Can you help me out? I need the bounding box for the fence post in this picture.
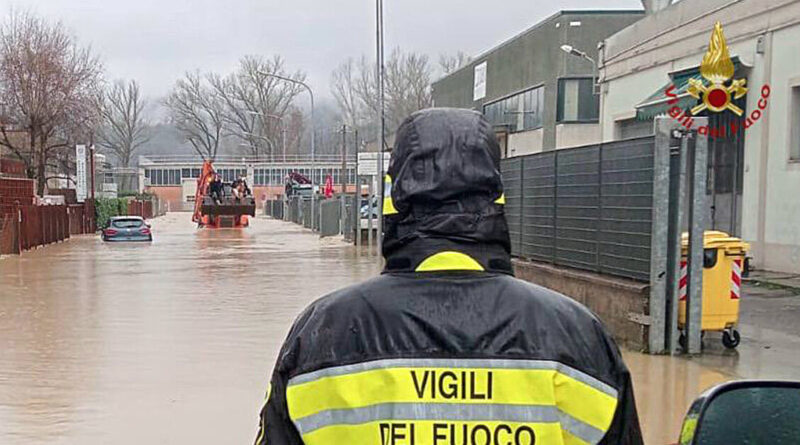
[649,117,674,354]
[15,203,22,254]
[666,133,690,354]
[685,117,709,354]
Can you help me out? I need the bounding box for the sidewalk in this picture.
[744,269,800,294]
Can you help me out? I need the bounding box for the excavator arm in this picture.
[192,161,216,223]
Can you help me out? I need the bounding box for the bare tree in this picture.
[330,49,434,137]
[165,72,225,161]
[210,55,306,158]
[385,49,433,127]
[439,51,472,75]
[330,58,363,129]
[0,11,103,194]
[98,79,150,167]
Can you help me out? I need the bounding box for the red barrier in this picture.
[0,201,96,255]
[126,200,154,219]
[0,213,19,255]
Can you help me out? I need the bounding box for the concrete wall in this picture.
[432,10,644,151]
[507,129,544,157]
[599,0,800,273]
[555,123,602,149]
[753,25,800,272]
[514,259,650,351]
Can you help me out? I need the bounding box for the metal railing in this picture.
[139,154,357,165]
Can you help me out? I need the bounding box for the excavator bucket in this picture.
[201,197,256,216]
[192,160,255,228]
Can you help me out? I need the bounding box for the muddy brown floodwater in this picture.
[0,214,796,444]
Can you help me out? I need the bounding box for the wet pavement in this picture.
[1,214,799,444]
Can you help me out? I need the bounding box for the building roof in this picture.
[432,9,645,85]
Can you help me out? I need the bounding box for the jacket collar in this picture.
[382,236,514,275]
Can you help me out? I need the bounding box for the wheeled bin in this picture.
[678,231,749,349]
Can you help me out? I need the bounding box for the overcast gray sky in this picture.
[2,0,641,101]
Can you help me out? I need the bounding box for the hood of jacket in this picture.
[382,108,512,274]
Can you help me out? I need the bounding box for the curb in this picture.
[744,277,800,294]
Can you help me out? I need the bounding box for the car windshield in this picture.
[112,219,144,229]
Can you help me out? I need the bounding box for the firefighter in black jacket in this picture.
[255,108,643,445]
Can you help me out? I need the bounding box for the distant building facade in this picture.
[138,155,357,211]
[432,10,645,157]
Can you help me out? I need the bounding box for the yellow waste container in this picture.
[678,231,749,349]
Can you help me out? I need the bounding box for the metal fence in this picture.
[265,195,358,241]
[320,200,341,237]
[501,136,655,282]
[343,195,357,243]
[263,200,285,220]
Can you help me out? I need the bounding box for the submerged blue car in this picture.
[102,216,152,242]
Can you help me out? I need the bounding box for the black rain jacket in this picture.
[255,108,643,445]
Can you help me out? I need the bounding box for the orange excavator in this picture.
[192,161,256,228]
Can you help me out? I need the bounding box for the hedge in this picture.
[94,198,130,229]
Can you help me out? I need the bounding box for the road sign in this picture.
[76,145,87,202]
[357,152,391,176]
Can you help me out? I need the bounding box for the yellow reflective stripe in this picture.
[554,372,617,435]
[495,193,506,205]
[383,175,398,215]
[415,251,485,272]
[300,420,564,445]
[287,367,616,435]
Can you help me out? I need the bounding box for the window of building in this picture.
[482,85,544,133]
[181,167,202,179]
[145,168,182,186]
[557,78,599,122]
[254,168,266,186]
[791,85,800,161]
[216,168,247,182]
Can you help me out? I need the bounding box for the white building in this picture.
[599,0,800,273]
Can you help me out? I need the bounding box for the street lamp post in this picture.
[258,72,316,231]
[560,44,599,95]
[243,132,277,157]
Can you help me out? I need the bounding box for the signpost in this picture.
[76,145,87,202]
[358,152,390,251]
[357,152,390,176]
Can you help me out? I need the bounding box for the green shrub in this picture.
[94,197,128,229]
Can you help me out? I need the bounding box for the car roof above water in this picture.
[110,216,145,221]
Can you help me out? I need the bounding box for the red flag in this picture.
[324,175,334,198]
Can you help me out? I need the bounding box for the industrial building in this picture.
[431,10,645,157]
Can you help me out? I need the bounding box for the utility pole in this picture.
[354,129,360,248]
[340,124,348,235]
[376,0,386,255]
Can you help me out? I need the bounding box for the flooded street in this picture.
[1,214,798,444]
[0,214,379,445]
